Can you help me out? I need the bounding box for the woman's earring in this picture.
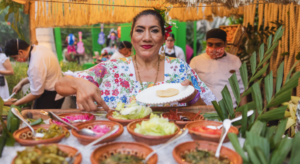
[160,46,165,56]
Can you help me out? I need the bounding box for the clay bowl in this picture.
[91,142,158,164]
[185,120,239,143]
[127,119,180,145]
[13,124,69,146]
[173,140,242,164]
[162,111,204,129]
[71,120,124,145]
[11,144,82,164]
[106,110,150,126]
[4,98,17,106]
[49,112,95,130]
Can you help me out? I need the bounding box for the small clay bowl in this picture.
[71,120,124,145]
[173,140,242,164]
[127,120,180,145]
[49,112,95,130]
[13,124,68,146]
[11,144,82,164]
[162,111,204,129]
[106,110,150,126]
[185,120,239,143]
[91,142,158,164]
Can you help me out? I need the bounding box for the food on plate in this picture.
[181,148,231,164]
[14,145,69,164]
[191,126,235,135]
[34,124,69,139]
[156,88,179,97]
[27,118,45,126]
[52,113,95,125]
[163,109,204,121]
[112,101,152,120]
[100,154,143,164]
[134,113,177,136]
[90,125,111,136]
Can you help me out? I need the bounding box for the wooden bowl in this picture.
[49,112,95,130]
[106,110,150,126]
[185,120,239,143]
[173,140,242,164]
[91,142,158,164]
[162,111,204,128]
[13,124,68,146]
[71,120,124,145]
[11,144,82,164]
[127,120,180,145]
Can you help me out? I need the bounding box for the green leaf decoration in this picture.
[245,144,261,164]
[221,86,235,118]
[219,99,228,119]
[258,41,278,68]
[267,35,272,49]
[259,43,265,62]
[236,101,256,112]
[249,120,266,136]
[229,73,241,103]
[276,62,284,94]
[280,52,289,56]
[242,88,252,97]
[241,107,248,137]
[258,106,287,122]
[285,60,299,83]
[250,51,257,75]
[212,101,224,121]
[255,147,268,164]
[265,126,277,140]
[239,62,248,89]
[246,132,270,159]
[250,63,269,83]
[264,71,273,103]
[290,133,300,164]
[228,133,249,162]
[270,137,292,164]
[273,119,288,147]
[295,52,300,60]
[267,89,292,108]
[252,82,263,114]
[273,26,283,43]
[277,71,300,96]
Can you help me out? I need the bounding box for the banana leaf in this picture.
[239,62,248,89]
[250,51,257,75]
[267,35,272,49]
[249,63,269,83]
[254,147,268,164]
[228,133,249,162]
[221,86,235,118]
[290,133,300,164]
[252,82,263,114]
[236,101,256,112]
[259,43,264,62]
[267,89,292,108]
[272,119,288,147]
[229,73,240,103]
[264,71,273,103]
[270,137,292,164]
[212,101,224,121]
[276,62,284,94]
[257,106,286,122]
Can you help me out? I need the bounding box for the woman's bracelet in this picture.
[188,90,200,106]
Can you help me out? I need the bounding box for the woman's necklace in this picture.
[134,55,160,90]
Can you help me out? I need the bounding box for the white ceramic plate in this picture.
[136,83,195,105]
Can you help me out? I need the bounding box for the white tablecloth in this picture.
[1,120,245,164]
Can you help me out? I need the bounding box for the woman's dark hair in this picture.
[4,39,30,56]
[130,9,165,37]
[118,41,132,49]
[168,33,175,40]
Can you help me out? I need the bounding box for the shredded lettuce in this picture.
[112,101,152,120]
[134,113,177,136]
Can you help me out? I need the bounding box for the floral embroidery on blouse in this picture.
[75,56,216,108]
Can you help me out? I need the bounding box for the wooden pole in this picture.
[29,1,38,45]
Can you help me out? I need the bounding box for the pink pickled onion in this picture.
[52,114,95,125]
[91,125,111,136]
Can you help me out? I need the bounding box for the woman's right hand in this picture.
[12,84,22,93]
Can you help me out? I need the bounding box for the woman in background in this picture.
[159,33,186,61]
[110,41,132,60]
[0,46,14,99]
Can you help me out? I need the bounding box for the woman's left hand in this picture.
[179,79,198,103]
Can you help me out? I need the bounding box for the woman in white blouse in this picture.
[159,33,186,61]
[4,39,64,109]
[0,47,14,99]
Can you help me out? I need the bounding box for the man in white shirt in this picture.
[190,29,246,108]
[5,39,64,109]
[110,41,132,60]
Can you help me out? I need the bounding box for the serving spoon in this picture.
[142,129,189,164]
[3,92,15,102]
[66,125,120,164]
[215,119,231,158]
[207,110,254,130]
[41,110,97,136]
[11,108,45,138]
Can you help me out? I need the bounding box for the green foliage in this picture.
[59,61,84,72]
[186,22,206,54]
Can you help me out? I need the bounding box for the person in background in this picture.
[185,44,194,64]
[189,29,246,108]
[110,41,132,60]
[159,33,186,61]
[4,39,64,109]
[0,46,14,99]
